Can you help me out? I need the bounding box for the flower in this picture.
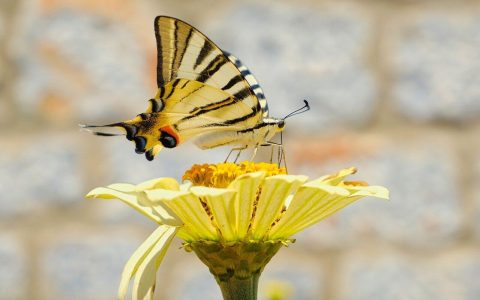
[182,162,287,188]
[86,162,388,300]
[263,280,294,300]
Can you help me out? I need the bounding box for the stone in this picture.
[339,248,480,300]
[90,198,155,227]
[391,12,480,122]
[210,3,377,130]
[40,230,141,299]
[0,235,28,300]
[0,134,83,216]
[259,250,325,300]
[290,134,462,249]
[0,6,5,41]
[11,8,152,123]
[0,12,6,124]
[0,72,7,126]
[165,252,221,300]
[474,152,480,241]
[442,249,480,300]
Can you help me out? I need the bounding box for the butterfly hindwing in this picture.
[160,79,259,137]
[111,79,256,158]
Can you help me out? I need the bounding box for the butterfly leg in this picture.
[249,145,259,161]
[280,146,287,171]
[234,146,249,163]
[225,147,247,163]
[224,148,235,162]
[261,142,288,171]
[234,150,242,163]
[269,145,274,163]
[259,143,277,163]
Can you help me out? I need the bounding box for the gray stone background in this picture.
[0,0,479,299]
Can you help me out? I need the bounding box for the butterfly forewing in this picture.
[155,16,264,118]
[223,52,269,118]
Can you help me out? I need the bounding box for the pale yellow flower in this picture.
[86,163,388,300]
[264,280,294,300]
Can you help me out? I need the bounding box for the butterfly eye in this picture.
[278,120,285,129]
[160,131,177,148]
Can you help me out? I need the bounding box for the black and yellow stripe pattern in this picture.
[83,16,285,161]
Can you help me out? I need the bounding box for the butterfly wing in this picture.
[222,51,269,118]
[154,16,266,119]
[105,79,254,158]
[156,79,258,139]
[83,17,273,161]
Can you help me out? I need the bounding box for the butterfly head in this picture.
[275,119,286,132]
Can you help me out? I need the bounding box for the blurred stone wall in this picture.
[1,0,479,299]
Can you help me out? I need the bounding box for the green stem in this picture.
[217,272,260,300]
[185,241,284,300]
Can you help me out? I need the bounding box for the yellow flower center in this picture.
[182,161,287,188]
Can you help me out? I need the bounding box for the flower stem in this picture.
[185,241,284,300]
[217,272,260,300]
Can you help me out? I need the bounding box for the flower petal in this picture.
[118,225,177,300]
[86,187,162,224]
[176,228,196,241]
[107,183,136,193]
[268,182,350,239]
[343,184,390,199]
[152,190,218,241]
[132,225,177,300]
[191,186,237,241]
[136,177,180,192]
[269,181,387,239]
[139,190,184,227]
[227,172,266,239]
[179,181,192,191]
[319,167,357,185]
[250,175,308,240]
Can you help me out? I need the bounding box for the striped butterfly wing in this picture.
[156,79,256,137]
[222,51,269,118]
[154,16,266,123]
[117,78,255,159]
[83,16,273,161]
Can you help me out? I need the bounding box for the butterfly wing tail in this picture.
[79,122,138,140]
[80,117,165,158]
[145,144,163,161]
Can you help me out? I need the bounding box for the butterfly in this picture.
[81,16,309,161]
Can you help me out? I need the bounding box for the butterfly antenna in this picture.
[278,132,283,166]
[282,100,310,120]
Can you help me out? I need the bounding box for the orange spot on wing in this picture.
[160,125,180,144]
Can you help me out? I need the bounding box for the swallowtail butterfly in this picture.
[82,16,309,161]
